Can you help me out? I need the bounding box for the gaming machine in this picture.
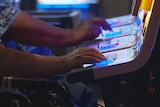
[67,0,160,106]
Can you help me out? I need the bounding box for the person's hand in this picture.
[59,47,106,72]
[73,17,112,44]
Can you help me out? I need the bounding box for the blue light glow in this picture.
[94,59,115,67]
[105,31,121,38]
[100,44,117,51]
[37,4,90,9]
[109,22,119,26]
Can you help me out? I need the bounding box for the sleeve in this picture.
[0,0,20,38]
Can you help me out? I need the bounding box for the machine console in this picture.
[67,0,160,82]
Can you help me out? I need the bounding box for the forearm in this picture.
[3,11,76,47]
[0,46,68,78]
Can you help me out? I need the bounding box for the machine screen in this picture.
[81,0,154,68]
[36,0,98,9]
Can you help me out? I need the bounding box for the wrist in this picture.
[59,55,73,73]
[61,29,76,46]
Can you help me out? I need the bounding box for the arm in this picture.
[0,10,110,78]
[0,46,106,78]
[0,45,65,77]
[3,11,75,47]
[3,11,112,47]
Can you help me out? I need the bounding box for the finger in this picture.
[82,56,103,64]
[91,18,112,31]
[81,48,106,60]
[91,25,102,38]
[82,52,105,60]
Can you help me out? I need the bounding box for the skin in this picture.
[0,11,112,78]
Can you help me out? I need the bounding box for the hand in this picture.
[73,17,112,44]
[60,47,106,71]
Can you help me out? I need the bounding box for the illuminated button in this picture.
[94,59,115,67]
[100,44,118,51]
[135,18,141,26]
[105,31,121,38]
[109,21,119,26]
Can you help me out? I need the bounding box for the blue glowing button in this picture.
[105,31,121,38]
[109,21,119,26]
[94,59,115,67]
[100,44,118,51]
